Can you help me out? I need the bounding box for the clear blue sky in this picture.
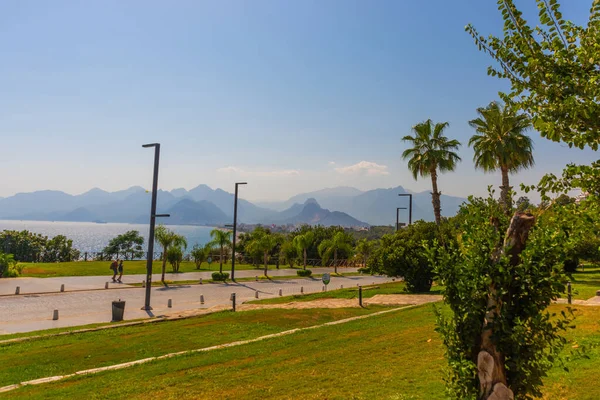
[0,0,596,201]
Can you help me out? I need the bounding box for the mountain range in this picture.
[0,185,467,227]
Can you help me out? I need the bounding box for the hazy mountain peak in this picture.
[304,198,319,205]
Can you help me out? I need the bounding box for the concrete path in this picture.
[0,274,391,334]
[0,267,357,296]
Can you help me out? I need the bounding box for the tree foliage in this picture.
[466,0,600,150]
[102,230,145,260]
[155,225,187,282]
[402,120,461,223]
[208,229,232,274]
[0,230,79,262]
[0,253,22,278]
[318,232,353,273]
[468,101,534,211]
[190,243,211,269]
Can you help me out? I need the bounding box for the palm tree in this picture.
[155,225,188,283]
[208,229,232,274]
[468,101,534,212]
[318,232,353,274]
[355,239,375,267]
[292,232,314,270]
[402,119,462,224]
[249,233,277,277]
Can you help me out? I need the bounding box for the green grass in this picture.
[0,307,386,388]
[127,272,362,287]
[248,281,442,304]
[18,260,309,278]
[569,265,600,300]
[3,304,600,399]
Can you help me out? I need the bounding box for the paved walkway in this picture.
[0,267,357,296]
[0,274,391,334]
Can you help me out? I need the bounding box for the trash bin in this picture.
[112,300,126,322]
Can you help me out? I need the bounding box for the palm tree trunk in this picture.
[264,251,268,277]
[161,245,168,283]
[219,246,223,274]
[500,166,511,214]
[303,248,307,270]
[334,249,338,274]
[430,169,442,224]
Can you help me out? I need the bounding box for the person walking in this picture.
[117,260,124,283]
[110,259,119,282]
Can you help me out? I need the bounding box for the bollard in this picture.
[359,286,363,307]
[168,299,172,308]
[230,293,234,301]
[255,291,259,299]
[255,276,258,282]
[52,310,59,320]
[60,284,65,292]
[15,286,20,295]
[199,278,203,285]
[301,286,304,294]
[232,293,236,312]
[340,284,343,289]
[568,281,572,304]
[392,278,396,282]
[142,280,146,288]
[105,282,109,289]
[279,289,282,296]
[200,294,205,305]
[322,286,325,292]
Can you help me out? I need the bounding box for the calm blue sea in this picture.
[0,220,214,253]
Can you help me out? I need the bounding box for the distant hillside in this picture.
[133,199,229,225]
[276,199,368,227]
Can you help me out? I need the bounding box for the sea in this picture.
[0,220,214,253]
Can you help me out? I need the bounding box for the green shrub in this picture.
[211,272,229,281]
[296,269,312,277]
[0,253,21,278]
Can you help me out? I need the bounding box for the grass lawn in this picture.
[248,281,442,304]
[128,272,362,287]
[2,303,599,399]
[569,265,600,300]
[18,260,309,278]
[0,307,386,388]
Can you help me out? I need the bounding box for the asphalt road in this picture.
[0,274,393,334]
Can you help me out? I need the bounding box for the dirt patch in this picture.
[237,294,442,311]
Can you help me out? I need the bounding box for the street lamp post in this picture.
[398,193,413,225]
[141,143,170,311]
[396,207,407,231]
[231,182,247,281]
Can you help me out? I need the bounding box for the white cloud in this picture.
[216,166,300,177]
[328,161,336,165]
[335,161,390,176]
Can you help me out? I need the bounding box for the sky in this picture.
[0,0,597,202]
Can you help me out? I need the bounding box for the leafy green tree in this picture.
[468,101,534,211]
[248,232,277,276]
[402,120,462,223]
[0,253,21,278]
[279,240,298,268]
[166,246,184,273]
[208,229,232,274]
[102,231,145,260]
[155,225,188,283]
[190,243,211,269]
[0,230,47,262]
[354,238,375,267]
[318,232,353,274]
[292,232,314,270]
[515,196,532,212]
[42,235,80,262]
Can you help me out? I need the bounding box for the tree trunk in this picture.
[430,169,442,224]
[303,248,307,270]
[500,166,512,214]
[478,212,535,400]
[264,251,268,277]
[219,246,223,274]
[161,245,167,283]
[334,249,338,274]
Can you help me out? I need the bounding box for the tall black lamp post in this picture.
[141,143,170,311]
[231,182,247,281]
[398,193,413,225]
[396,207,407,231]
